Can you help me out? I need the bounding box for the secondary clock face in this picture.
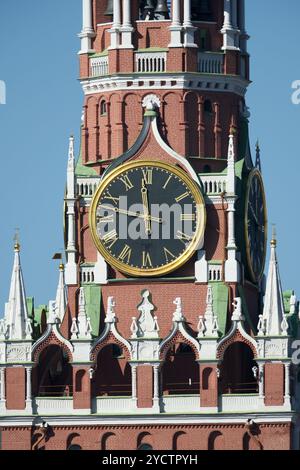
[89,161,206,277]
[245,169,267,283]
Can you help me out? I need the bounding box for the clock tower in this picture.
[0,0,299,451]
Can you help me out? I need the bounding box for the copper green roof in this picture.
[211,282,229,336]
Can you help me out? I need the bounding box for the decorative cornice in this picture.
[80,73,249,98]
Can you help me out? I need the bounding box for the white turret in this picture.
[4,242,32,340]
[55,263,67,321]
[262,231,288,336]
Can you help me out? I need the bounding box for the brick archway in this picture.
[90,332,131,363]
[217,330,258,361]
[32,331,73,364]
[159,331,200,362]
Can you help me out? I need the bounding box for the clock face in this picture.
[245,169,267,283]
[89,161,206,277]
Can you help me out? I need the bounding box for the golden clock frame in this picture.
[244,168,268,284]
[89,160,206,277]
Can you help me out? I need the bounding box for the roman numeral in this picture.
[163,175,172,189]
[119,175,134,191]
[181,213,196,221]
[118,245,132,264]
[104,191,119,205]
[164,247,176,263]
[177,231,192,242]
[102,229,118,249]
[175,191,189,203]
[142,251,153,268]
[142,169,153,185]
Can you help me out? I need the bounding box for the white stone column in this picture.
[223,0,232,28]
[0,367,5,401]
[183,0,192,27]
[153,365,159,401]
[109,0,121,49]
[113,0,121,28]
[221,0,239,51]
[79,0,95,54]
[169,0,182,48]
[122,0,131,28]
[258,363,264,398]
[26,367,32,401]
[121,0,134,48]
[225,134,240,282]
[285,363,290,398]
[183,0,196,48]
[131,365,137,402]
[172,0,181,26]
[65,202,77,285]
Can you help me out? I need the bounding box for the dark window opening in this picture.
[192,0,213,22]
[100,100,107,115]
[204,99,213,114]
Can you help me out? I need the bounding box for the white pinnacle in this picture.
[263,235,287,336]
[55,264,67,321]
[4,243,31,340]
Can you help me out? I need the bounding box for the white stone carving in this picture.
[134,290,159,339]
[173,297,185,322]
[198,286,219,338]
[6,343,30,362]
[142,94,161,110]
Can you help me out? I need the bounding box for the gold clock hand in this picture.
[141,179,151,235]
[99,204,162,224]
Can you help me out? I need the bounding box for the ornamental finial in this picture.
[14,228,20,252]
[271,224,277,247]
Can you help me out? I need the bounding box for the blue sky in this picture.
[0,0,299,311]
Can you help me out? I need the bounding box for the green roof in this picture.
[75,145,98,177]
[83,285,102,337]
[211,282,229,336]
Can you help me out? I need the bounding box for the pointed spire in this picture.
[255,140,262,173]
[4,240,31,340]
[71,288,92,340]
[227,131,236,194]
[198,285,219,338]
[262,227,287,336]
[55,263,67,321]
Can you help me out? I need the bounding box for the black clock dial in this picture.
[90,161,206,277]
[245,169,267,282]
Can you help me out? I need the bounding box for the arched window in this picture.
[75,370,86,393]
[100,100,107,116]
[208,431,223,450]
[112,345,124,359]
[204,99,213,114]
[202,367,213,391]
[35,345,72,397]
[220,343,258,394]
[162,342,199,395]
[92,344,131,397]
